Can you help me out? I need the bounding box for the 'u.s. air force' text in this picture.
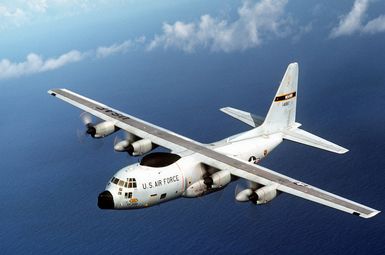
[142,175,180,189]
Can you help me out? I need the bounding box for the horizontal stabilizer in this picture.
[283,127,348,154]
[220,107,264,128]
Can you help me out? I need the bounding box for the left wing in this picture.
[48,89,380,218]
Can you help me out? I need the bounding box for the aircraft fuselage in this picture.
[98,133,282,209]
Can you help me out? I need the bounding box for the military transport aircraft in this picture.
[48,63,379,218]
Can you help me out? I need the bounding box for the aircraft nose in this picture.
[98,191,114,209]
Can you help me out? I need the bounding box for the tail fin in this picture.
[263,62,298,132]
[261,62,348,154]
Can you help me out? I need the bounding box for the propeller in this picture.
[113,132,135,152]
[79,112,96,137]
[234,180,260,204]
[76,112,103,148]
[235,182,246,198]
[80,112,92,126]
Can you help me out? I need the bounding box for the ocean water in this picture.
[1,25,385,255]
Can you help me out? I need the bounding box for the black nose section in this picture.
[98,191,114,209]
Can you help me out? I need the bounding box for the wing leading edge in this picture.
[48,88,380,218]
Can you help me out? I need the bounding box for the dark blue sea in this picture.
[1,1,385,254]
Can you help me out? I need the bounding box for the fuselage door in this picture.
[148,193,158,205]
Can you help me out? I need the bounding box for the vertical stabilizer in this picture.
[262,62,298,133]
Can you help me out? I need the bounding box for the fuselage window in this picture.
[118,180,124,187]
[160,193,167,199]
[113,178,119,185]
[125,192,133,199]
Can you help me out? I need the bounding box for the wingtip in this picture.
[47,89,56,96]
[48,88,68,96]
[337,148,349,154]
[362,210,381,219]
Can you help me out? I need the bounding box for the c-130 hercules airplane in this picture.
[48,63,379,218]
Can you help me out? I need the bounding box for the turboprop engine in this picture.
[236,184,279,204]
[127,139,157,156]
[113,132,156,156]
[87,121,119,138]
[184,170,231,197]
[80,112,119,138]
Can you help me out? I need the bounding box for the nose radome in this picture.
[98,191,114,209]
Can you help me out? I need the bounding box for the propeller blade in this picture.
[247,180,260,190]
[80,112,93,126]
[235,183,246,197]
[114,136,122,146]
[76,128,86,144]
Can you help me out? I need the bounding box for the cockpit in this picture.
[139,152,181,168]
[110,177,137,188]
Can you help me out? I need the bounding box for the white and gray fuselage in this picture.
[98,133,282,209]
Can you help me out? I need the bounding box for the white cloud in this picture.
[0,4,27,28]
[96,37,146,58]
[0,50,85,79]
[0,37,147,80]
[96,41,133,58]
[27,0,48,13]
[330,0,369,38]
[292,23,312,43]
[0,1,107,31]
[330,0,385,38]
[147,0,289,52]
[362,15,385,33]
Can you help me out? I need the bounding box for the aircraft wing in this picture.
[48,88,380,218]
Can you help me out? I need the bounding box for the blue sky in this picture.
[1,0,385,81]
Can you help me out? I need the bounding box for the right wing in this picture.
[48,88,380,218]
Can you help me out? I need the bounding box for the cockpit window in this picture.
[127,178,137,188]
[140,152,181,168]
[110,177,137,189]
[111,178,119,185]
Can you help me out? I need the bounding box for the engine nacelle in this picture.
[88,121,119,138]
[127,139,156,156]
[184,179,207,197]
[184,171,232,197]
[254,185,278,204]
[204,170,231,189]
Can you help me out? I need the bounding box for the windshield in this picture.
[110,177,137,188]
